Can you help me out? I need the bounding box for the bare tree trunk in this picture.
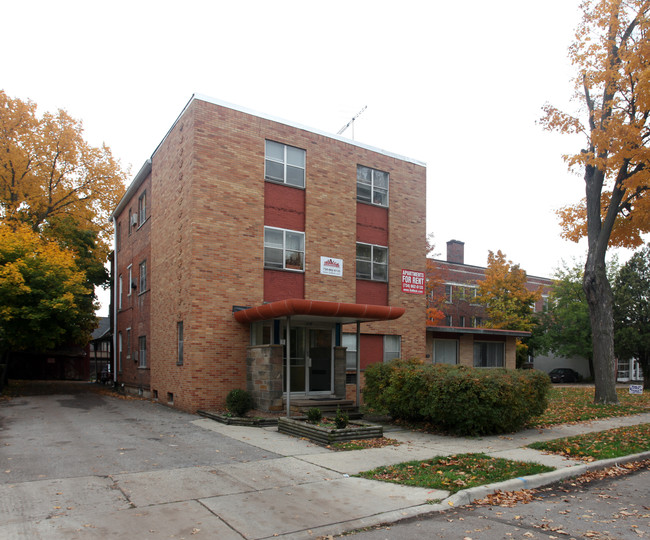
[583,256,619,403]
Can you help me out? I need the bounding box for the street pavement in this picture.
[1,383,649,539]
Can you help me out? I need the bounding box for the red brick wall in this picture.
[264,269,304,302]
[264,182,305,231]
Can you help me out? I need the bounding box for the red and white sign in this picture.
[320,256,343,277]
[401,269,425,294]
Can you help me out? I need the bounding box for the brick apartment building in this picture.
[111,95,426,413]
[426,240,553,369]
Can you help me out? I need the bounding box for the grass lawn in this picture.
[357,453,554,495]
[528,423,650,460]
[528,386,650,427]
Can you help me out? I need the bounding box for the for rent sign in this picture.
[401,269,425,294]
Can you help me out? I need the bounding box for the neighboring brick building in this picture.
[426,240,553,369]
[111,95,426,413]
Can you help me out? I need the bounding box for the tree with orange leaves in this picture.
[541,1,650,403]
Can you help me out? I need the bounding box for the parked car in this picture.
[549,368,582,383]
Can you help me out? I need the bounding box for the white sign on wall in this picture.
[320,256,343,277]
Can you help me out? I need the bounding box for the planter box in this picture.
[278,416,383,445]
[197,410,278,427]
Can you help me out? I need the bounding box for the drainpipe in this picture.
[285,317,291,417]
[356,321,361,408]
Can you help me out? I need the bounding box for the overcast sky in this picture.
[6,0,642,315]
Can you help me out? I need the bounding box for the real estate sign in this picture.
[320,257,343,277]
[401,269,425,294]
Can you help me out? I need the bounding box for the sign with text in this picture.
[629,384,643,395]
[401,269,425,294]
[320,257,343,277]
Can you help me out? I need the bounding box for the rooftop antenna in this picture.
[337,105,367,140]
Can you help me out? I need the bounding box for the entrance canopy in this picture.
[233,298,405,324]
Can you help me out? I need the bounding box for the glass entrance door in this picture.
[308,328,332,392]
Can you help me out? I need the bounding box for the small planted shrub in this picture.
[334,407,349,429]
[306,407,322,424]
[225,389,253,417]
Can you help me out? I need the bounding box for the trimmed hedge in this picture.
[363,360,550,436]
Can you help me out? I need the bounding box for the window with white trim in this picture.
[138,191,147,225]
[357,165,389,206]
[342,333,357,371]
[118,274,123,309]
[445,284,453,303]
[265,140,305,187]
[473,341,504,368]
[139,335,147,368]
[264,227,305,271]
[356,243,388,281]
[127,264,133,297]
[383,335,401,363]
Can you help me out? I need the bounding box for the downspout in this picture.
[112,215,118,384]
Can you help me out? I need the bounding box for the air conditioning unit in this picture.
[131,214,138,227]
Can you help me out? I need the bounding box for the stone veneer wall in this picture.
[246,344,283,411]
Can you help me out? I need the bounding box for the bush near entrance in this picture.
[363,360,550,436]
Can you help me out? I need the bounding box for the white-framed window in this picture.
[357,165,389,207]
[473,341,504,368]
[356,242,388,281]
[138,191,147,225]
[265,140,306,188]
[118,274,123,310]
[264,227,305,271]
[433,339,458,365]
[139,260,147,291]
[118,331,123,373]
[472,316,482,328]
[177,321,184,366]
[139,335,147,368]
[127,264,133,296]
[445,315,453,327]
[342,333,357,370]
[383,335,401,363]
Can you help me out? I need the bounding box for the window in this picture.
[126,328,131,357]
[357,165,389,206]
[118,274,123,310]
[118,332,123,373]
[265,140,305,188]
[383,335,401,363]
[177,321,184,365]
[356,243,388,281]
[127,264,133,297]
[139,260,147,291]
[342,333,357,371]
[472,316,482,328]
[445,284,453,303]
[460,316,466,327]
[434,339,458,364]
[128,209,133,235]
[139,336,147,368]
[264,227,305,271]
[138,191,147,225]
[473,341,504,368]
[445,315,453,327]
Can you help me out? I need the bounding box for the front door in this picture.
[283,326,332,394]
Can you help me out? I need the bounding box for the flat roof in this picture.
[427,326,531,338]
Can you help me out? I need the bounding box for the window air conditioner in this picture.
[131,214,138,227]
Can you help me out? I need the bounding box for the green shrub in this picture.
[363,360,550,436]
[334,407,349,429]
[225,388,253,417]
[306,407,322,424]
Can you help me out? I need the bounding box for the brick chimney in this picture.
[447,240,465,264]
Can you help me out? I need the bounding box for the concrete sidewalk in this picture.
[180,411,650,539]
[5,409,649,539]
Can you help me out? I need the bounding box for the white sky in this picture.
[6,0,642,316]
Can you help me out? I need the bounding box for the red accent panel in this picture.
[264,270,304,303]
[360,334,383,370]
[356,280,388,306]
[264,182,305,231]
[356,203,388,245]
[233,297,405,324]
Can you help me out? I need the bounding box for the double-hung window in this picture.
[264,227,305,271]
[139,260,147,292]
[383,335,401,363]
[139,336,147,368]
[265,141,306,188]
[356,242,388,281]
[138,191,147,225]
[357,165,389,206]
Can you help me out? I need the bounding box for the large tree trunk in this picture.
[583,255,619,403]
